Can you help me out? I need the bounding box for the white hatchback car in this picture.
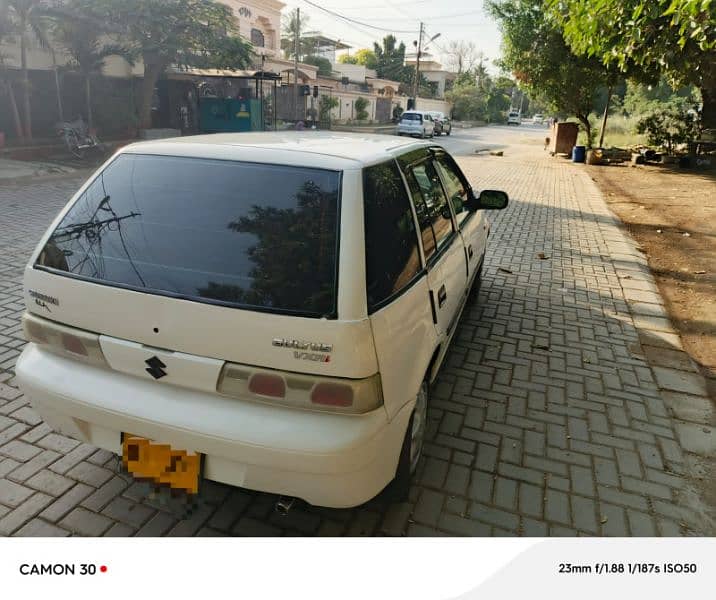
[17,132,508,508]
[396,111,435,138]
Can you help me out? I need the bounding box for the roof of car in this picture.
[120,131,434,169]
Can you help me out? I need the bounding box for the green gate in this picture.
[199,98,262,133]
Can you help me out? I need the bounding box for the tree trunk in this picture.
[2,79,24,140]
[577,114,591,148]
[85,74,93,129]
[138,60,162,130]
[700,83,716,130]
[598,85,613,149]
[52,50,64,123]
[19,24,32,141]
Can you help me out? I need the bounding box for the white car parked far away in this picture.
[397,110,436,138]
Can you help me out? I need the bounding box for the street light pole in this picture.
[413,22,424,108]
[413,26,440,110]
[294,7,300,122]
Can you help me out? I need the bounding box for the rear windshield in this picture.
[36,154,341,318]
[402,113,422,122]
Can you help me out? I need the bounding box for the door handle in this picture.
[437,285,447,308]
[468,244,474,259]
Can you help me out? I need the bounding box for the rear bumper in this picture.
[16,344,412,508]
[396,125,424,135]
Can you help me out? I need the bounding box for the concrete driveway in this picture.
[0,126,713,536]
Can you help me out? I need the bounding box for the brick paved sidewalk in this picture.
[0,135,713,536]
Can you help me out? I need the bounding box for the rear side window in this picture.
[363,161,421,312]
[36,154,341,318]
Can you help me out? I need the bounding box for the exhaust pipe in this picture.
[275,496,296,516]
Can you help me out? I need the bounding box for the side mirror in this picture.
[478,189,509,210]
[466,189,509,211]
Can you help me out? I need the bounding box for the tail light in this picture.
[248,373,286,398]
[22,312,107,367]
[218,363,383,414]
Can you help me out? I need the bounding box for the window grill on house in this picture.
[251,28,265,47]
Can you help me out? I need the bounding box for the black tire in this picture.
[389,380,428,502]
[468,260,484,302]
[446,129,451,136]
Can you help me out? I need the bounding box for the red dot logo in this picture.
[100,566,107,573]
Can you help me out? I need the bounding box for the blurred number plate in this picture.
[122,435,201,494]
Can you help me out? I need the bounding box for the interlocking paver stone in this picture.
[0,128,713,537]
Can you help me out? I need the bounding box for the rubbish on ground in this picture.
[537,252,549,260]
[498,267,513,274]
[656,229,662,233]
[490,150,504,156]
[694,270,706,274]
[682,232,691,237]
[532,344,550,351]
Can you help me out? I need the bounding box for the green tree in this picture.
[84,0,252,130]
[353,48,378,69]
[354,96,369,120]
[281,8,315,60]
[5,0,53,140]
[302,54,332,77]
[550,0,716,128]
[622,80,699,117]
[318,95,338,123]
[49,0,127,129]
[337,53,357,64]
[488,0,613,145]
[373,34,409,81]
[0,1,23,139]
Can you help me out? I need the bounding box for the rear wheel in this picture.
[390,380,428,501]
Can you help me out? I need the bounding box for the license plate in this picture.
[122,435,201,494]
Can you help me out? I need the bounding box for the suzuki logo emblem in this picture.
[145,356,167,380]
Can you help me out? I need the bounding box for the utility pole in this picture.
[413,21,424,109]
[294,7,300,122]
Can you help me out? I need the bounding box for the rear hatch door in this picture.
[26,152,376,386]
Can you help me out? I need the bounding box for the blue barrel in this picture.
[572,145,586,163]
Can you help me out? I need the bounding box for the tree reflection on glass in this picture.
[197,179,339,316]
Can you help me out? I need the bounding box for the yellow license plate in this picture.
[122,435,201,494]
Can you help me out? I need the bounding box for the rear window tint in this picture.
[36,154,341,318]
[363,161,421,312]
[402,113,422,121]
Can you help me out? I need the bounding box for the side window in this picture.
[363,161,422,311]
[405,161,455,260]
[434,154,470,227]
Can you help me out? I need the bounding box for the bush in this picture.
[354,97,369,121]
[318,96,339,123]
[635,105,700,154]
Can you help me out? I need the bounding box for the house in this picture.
[403,55,457,100]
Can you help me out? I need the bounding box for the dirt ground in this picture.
[589,161,716,398]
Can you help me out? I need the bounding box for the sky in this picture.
[281,0,504,73]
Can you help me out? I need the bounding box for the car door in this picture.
[362,160,437,418]
[432,151,488,288]
[403,158,467,340]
